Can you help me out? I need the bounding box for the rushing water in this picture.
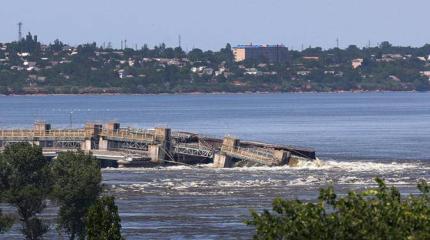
[1,92,430,239]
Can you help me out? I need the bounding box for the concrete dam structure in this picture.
[0,121,316,168]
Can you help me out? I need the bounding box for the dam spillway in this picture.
[0,121,316,168]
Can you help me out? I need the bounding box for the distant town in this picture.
[0,32,430,94]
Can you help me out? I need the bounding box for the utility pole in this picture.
[178,34,182,48]
[124,39,127,49]
[69,111,73,128]
[336,38,339,48]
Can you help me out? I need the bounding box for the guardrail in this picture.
[99,129,155,142]
[0,129,88,138]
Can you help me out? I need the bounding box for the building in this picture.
[232,44,288,63]
[351,58,364,69]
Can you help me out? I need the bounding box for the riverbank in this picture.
[0,89,425,97]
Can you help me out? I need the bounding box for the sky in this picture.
[0,0,429,50]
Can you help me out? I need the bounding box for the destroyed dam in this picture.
[0,121,316,168]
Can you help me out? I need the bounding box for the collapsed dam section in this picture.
[0,121,316,168]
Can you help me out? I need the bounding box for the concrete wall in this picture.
[81,139,92,151]
[33,122,51,132]
[273,150,291,165]
[105,122,120,131]
[222,136,239,148]
[149,144,165,163]
[99,138,108,150]
[213,153,233,168]
[155,128,171,142]
[85,123,102,136]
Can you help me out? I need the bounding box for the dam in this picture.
[0,121,316,168]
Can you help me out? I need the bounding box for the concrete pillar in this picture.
[213,153,233,168]
[155,128,171,142]
[99,138,108,150]
[222,136,240,148]
[221,136,240,153]
[81,139,92,151]
[273,150,291,165]
[149,144,165,163]
[33,121,51,131]
[154,128,171,157]
[85,123,102,136]
[105,122,120,131]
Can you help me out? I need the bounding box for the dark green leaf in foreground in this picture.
[0,143,51,240]
[86,196,123,240]
[247,178,430,240]
[0,208,14,234]
[51,151,102,240]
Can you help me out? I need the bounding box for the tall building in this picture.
[232,44,288,63]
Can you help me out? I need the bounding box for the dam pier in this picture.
[0,121,316,168]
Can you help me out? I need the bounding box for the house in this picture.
[37,76,47,82]
[202,68,214,75]
[297,70,311,76]
[420,71,430,79]
[389,75,401,82]
[244,68,262,76]
[23,61,37,67]
[381,54,403,62]
[17,52,30,57]
[324,70,336,75]
[352,58,364,69]
[118,70,125,79]
[302,56,319,61]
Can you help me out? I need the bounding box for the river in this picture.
[1,92,429,239]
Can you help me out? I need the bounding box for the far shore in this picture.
[0,89,426,97]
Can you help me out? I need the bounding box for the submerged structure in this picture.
[0,121,316,168]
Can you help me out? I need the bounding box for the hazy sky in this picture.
[1,0,429,50]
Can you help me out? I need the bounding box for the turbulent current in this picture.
[103,159,430,239]
[0,92,429,239]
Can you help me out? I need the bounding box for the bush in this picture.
[247,178,430,240]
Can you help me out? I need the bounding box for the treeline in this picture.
[0,143,123,240]
[0,34,430,94]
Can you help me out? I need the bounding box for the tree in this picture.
[0,153,14,235]
[86,196,123,240]
[0,143,51,240]
[247,178,430,240]
[51,151,102,240]
[0,209,13,234]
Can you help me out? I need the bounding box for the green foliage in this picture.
[86,196,123,240]
[0,143,51,240]
[51,151,102,240]
[0,208,14,234]
[247,178,430,240]
[1,37,430,94]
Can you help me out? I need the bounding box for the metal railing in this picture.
[173,143,214,158]
[99,129,155,142]
[0,129,88,139]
